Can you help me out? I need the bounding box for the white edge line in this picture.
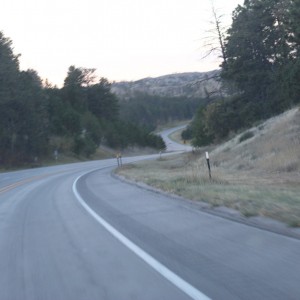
[72,174,211,300]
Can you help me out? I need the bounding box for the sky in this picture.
[1,0,243,86]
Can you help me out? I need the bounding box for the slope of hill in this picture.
[112,70,220,99]
[210,107,300,176]
[117,107,300,227]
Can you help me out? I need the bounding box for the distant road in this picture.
[1,128,300,299]
[159,124,193,152]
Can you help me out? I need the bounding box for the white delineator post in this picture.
[205,151,212,180]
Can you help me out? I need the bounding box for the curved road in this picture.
[159,124,193,152]
[1,147,300,299]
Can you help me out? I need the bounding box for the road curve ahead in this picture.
[1,156,300,300]
[159,124,193,152]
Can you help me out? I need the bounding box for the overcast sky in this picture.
[1,0,243,86]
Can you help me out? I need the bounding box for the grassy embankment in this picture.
[117,108,300,227]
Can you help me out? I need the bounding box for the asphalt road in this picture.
[1,153,300,299]
[158,124,193,152]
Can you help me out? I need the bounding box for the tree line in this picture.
[185,0,300,146]
[0,32,165,167]
[119,92,208,131]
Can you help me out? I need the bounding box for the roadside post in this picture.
[205,151,212,180]
[116,154,120,167]
[54,149,58,161]
[119,153,123,167]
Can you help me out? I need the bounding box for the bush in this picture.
[239,131,255,143]
[181,126,193,140]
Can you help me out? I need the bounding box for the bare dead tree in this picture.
[195,1,230,99]
[211,2,227,65]
[200,0,228,66]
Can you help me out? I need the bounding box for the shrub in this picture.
[239,131,255,143]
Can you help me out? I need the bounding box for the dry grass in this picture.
[117,107,300,227]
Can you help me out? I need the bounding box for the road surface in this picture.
[159,124,193,152]
[1,153,300,299]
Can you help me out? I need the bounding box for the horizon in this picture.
[111,68,219,84]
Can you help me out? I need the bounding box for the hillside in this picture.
[208,108,300,176]
[117,107,300,227]
[111,70,220,100]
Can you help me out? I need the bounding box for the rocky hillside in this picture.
[111,70,221,100]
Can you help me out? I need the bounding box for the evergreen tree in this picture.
[0,32,20,165]
[14,70,49,161]
[87,78,119,121]
[190,106,214,147]
[0,32,169,164]
[62,66,87,112]
[0,32,48,165]
[288,0,300,104]
[221,0,297,118]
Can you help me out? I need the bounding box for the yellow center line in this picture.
[0,171,68,195]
